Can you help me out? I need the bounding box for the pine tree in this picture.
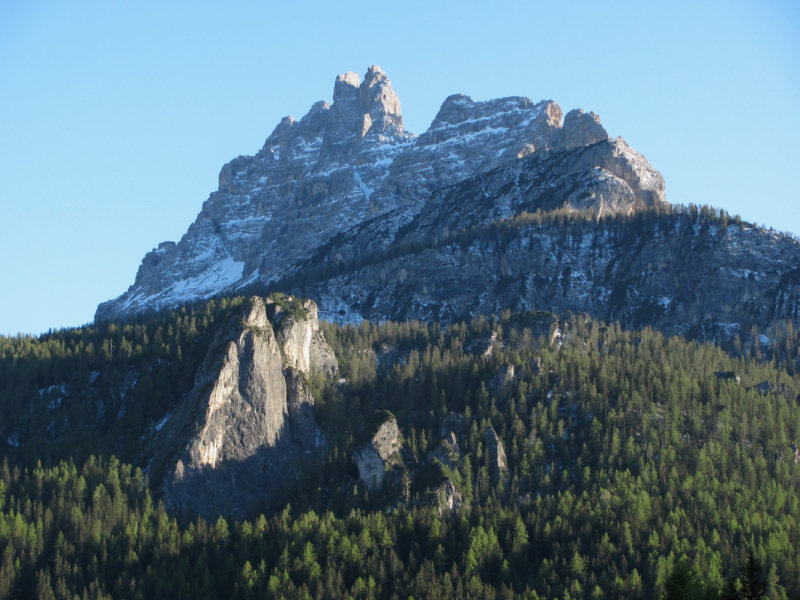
[739,553,766,600]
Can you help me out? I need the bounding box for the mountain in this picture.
[95,67,800,345]
[95,66,667,322]
[3,66,800,599]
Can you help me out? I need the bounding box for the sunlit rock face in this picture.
[152,296,336,520]
[269,297,338,376]
[352,412,404,489]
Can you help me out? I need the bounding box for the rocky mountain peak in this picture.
[243,295,269,329]
[358,64,403,136]
[429,94,473,129]
[96,68,673,323]
[352,411,404,489]
[324,69,387,157]
[267,115,297,141]
[556,108,609,149]
[334,71,361,96]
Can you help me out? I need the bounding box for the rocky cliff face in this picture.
[436,479,463,516]
[490,364,516,395]
[352,411,404,489]
[306,213,800,339]
[284,368,316,455]
[96,66,665,322]
[427,432,461,471]
[94,66,800,342]
[267,296,338,376]
[412,461,464,516]
[151,296,335,519]
[485,426,508,484]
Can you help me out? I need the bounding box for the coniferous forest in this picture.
[1,297,800,599]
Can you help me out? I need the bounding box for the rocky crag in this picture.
[96,66,800,341]
[266,294,339,376]
[485,426,508,484]
[96,66,666,322]
[151,296,335,519]
[351,411,467,515]
[412,462,463,516]
[305,210,800,340]
[427,432,461,472]
[351,411,404,489]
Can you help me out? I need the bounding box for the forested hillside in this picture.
[1,301,800,598]
[0,298,248,469]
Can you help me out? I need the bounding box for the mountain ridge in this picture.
[95,66,666,322]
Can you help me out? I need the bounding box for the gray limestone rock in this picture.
[427,432,461,471]
[95,66,667,322]
[352,411,404,489]
[485,426,508,484]
[150,294,336,519]
[285,368,316,454]
[436,479,463,516]
[490,364,517,395]
[152,297,290,519]
[400,137,666,244]
[307,216,800,342]
[467,332,500,357]
[359,65,403,137]
[412,461,463,515]
[266,296,339,377]
[532,357,543,376]
[555,109,609,149]
[310,330,339,377]
[94,69,800,346]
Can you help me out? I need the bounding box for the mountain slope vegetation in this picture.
[2,298,799,599]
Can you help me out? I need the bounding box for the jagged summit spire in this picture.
[358,65,403,136]
[321,66,406,154]
[333,71,361,102]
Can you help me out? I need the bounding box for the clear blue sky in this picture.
[1,0,798,335]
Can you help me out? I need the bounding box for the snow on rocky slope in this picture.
[96,66,666,322]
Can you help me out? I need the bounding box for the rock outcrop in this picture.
[466,332,500,357]
[267,296,339,376]
[96,66,666,322]
[285,368,316,454]
[151,296,336,519]
[427,432,461,471]
[94,67,800,346]
[490,364,516,395]
[412,461,463,516]
[351,411,404,489]
[485,426,508,484]
[152,297,289,518]
[310,332,338,377]
[437,478,464,515]
[555,109,609,149]
[532,357,542,376]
